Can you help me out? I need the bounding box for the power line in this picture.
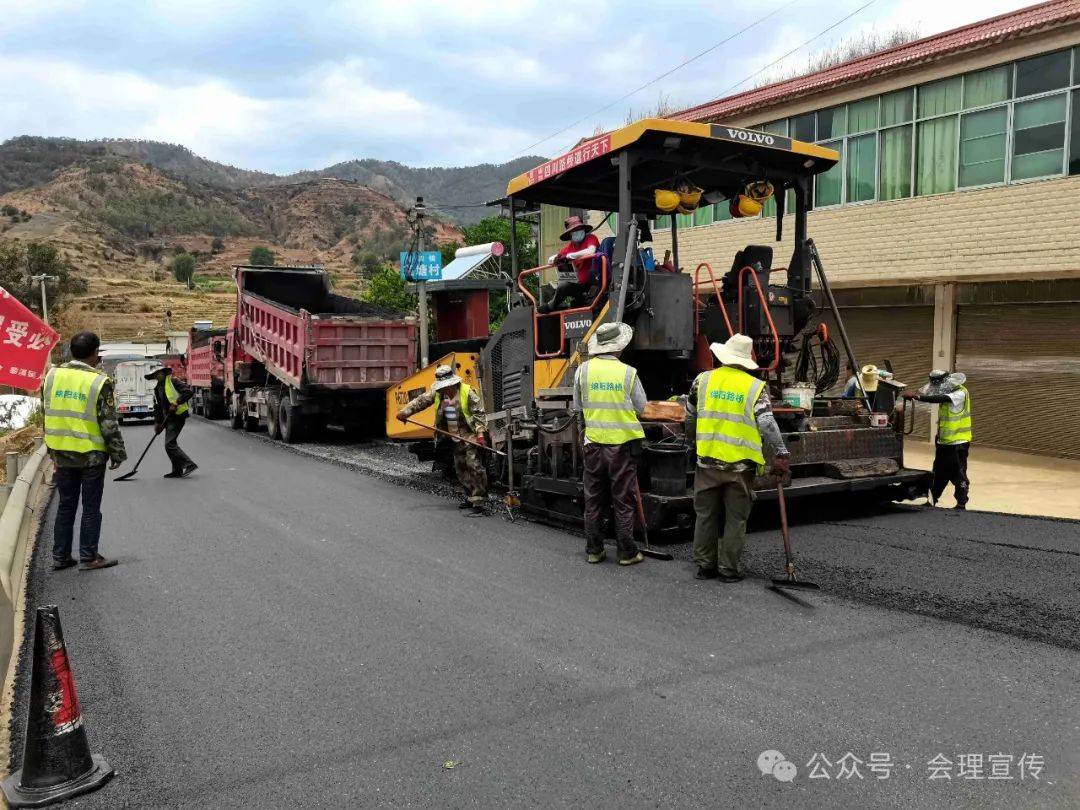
[716,0,880,97]
[509,0,802,159]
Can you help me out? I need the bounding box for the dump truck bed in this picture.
[235,266,418,391]
[186,329,227,389]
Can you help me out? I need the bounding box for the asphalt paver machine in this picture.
[477,118,930,536]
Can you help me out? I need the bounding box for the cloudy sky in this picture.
[0,0,1038,172]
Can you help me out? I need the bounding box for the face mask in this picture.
[571,230,586,243]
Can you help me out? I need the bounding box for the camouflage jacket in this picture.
[398,385,485,438]
[47,361,128,469]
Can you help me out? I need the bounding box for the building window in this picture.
[915,115,957,195]
[817,106,846,139]
[693,204,714,227]
[848,97,878,132]
[919,76,962,117]
[959,106,1008,187]
[672,48,1078,233]
[846,133,876,202]
[963,65,1011,108]
[1012,93,1068,180]
[1015,50,1071,98]
[881,88,914,126]
[791,112,816,141]
[1070,89,1080,175]
[879,126,913,199]
[816,140,844,206]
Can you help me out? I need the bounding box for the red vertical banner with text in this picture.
[0,286,60,391]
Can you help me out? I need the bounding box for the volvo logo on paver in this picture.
[711,124,791,150]
[564,317,592,339]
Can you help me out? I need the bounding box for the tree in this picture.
[0,241,87,316]
[171,251,196,289]
[352,250,382,279]
[210,236,225,254]
[249,245,275,266]
[437,241,462,267]
[362,266,416,313]
[461,216,537,269]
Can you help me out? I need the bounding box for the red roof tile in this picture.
[672,0,1080,123]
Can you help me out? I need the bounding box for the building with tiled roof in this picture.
[630,1,1079,457]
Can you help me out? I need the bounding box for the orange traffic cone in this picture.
[1,606,113,807]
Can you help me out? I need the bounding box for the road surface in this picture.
[10,419,1079,808]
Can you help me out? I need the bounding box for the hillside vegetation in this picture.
[0,155,463,341]
[0,136,543,225]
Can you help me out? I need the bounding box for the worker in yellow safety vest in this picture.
[904,370,971,509]
[571,322,647,566]
[685,334,790,582]
[145,364,197,478]
[397,364,489,516]
[42,331,126,571]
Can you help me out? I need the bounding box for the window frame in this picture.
[648,49,1078,231]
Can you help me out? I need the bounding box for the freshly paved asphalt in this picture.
[10,419,1079,808]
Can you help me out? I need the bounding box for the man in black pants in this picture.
[904,370,972,509]
[146,365,197,478]
[42,331,127,571]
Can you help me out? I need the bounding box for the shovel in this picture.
[114,428,161,481]
[770,482,819,590]
[632,481,673,561]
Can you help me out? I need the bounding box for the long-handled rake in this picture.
[114,429,161,482]
[632,481,673,561]
[770,482,819,590]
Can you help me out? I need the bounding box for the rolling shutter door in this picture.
[955,303,1080,458]
[821,306,934,438]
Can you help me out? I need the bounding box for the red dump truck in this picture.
[227,265,418,442]
[186,326,229,418]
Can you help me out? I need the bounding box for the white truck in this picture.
[113,360,158,424]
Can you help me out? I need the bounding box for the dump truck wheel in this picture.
[267,394,282,440]
[279,401,303,444]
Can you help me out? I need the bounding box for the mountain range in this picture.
[0,136,544,225]
[0,135,545,340]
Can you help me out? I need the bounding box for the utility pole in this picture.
[407,197,430,368]
[30,274,58,326]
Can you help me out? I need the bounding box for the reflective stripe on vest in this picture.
[696,366,765,465]
[434,383,474,430]
[43,366,107,453]
[165,376,189,416]
[581,358,644,445]
[937,385,972,445]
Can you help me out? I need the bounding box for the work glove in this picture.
[154,422,164,435]
[902,391,917,400]
[168,402,177,413]
[769,455,791,480]
[473,433,487,447]
[548,254,558,264]
[109,459,122,470]
[396,411,409,424]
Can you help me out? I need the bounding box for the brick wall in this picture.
[649,174,1080,288]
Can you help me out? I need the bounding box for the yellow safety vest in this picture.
[43,365,107,453]
[937,385,972,445]
[695,366,765,465]
[434,383,474,431]
[580,358,645,445]
[164,376,189,416]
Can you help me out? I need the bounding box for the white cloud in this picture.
[0,52,532,171]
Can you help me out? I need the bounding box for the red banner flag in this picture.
[0,286,60,391]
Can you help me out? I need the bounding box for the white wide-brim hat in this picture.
[587,322,634,355]
[431,364,462,392]
[709,333,758,371]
